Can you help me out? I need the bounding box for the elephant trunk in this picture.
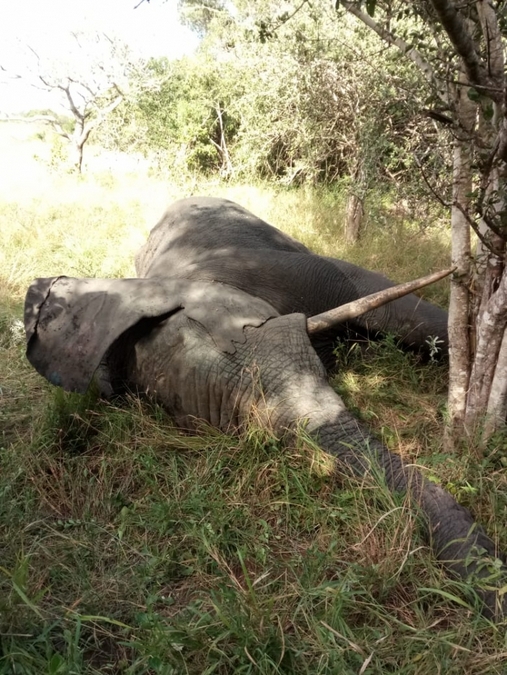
[302,414,507,618]
[130,310,505,619]
[306,267,454,335]
[246,318,506,619]
[320,257,449,354]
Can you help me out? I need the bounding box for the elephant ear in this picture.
[24,276,193,394]
[24,276,276,395]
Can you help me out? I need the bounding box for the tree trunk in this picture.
[345,162,365,244]
[213,104,233,178]
[345,192,364,244]
[446,82,475,445]
[484,326,507,438]
[466,272,507,436]
[338,0,507,446]
[72,141,84,174]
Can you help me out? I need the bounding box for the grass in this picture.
[1,122,507,673]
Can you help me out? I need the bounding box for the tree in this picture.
[172,0,439,204]
[178,0,230,36]
[99,54,240,176]
[172,0,507,444]
[102,1,444,209]
[334,1,507,444]
[0,33,139,172]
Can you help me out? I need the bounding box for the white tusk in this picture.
[306,267,455,334]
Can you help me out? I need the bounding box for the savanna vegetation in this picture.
[1,0,507,672]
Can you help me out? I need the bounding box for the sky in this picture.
[0,0,199,113]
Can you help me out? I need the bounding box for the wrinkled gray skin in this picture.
[135,197,449,367]
[24,198,506,619]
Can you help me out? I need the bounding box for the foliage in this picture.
[334,0,507,441]
[99,0,452,216]
[27,109,75,137]
[100,55,239,176]
[178,0,230,36]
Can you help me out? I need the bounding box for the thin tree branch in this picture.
[83,93,124,136]
[414,153,451,208]
[67,77,98,100]
[5,114,72,140]
[481,213,507,241]
[60,83,85,122]
[271,0,310,32]
[340,1,450,105]
[429,0,502,103]
[0,64,22,80]
[454,200,504,254]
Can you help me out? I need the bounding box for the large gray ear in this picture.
[25,276,277,395]
[24,276,189,393]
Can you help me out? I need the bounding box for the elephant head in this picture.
[25,270,507,619]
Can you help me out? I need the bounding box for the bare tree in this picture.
[1,33,138,172]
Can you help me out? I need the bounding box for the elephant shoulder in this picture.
[136,197,311,277]
[182,282,279,353]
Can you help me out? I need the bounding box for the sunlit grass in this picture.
[0,122,451,307]
[1,122,506,674]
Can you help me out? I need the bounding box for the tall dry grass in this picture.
[0,121,451,306]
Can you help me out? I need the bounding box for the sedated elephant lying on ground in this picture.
[24,197,506,619]
[134,197,449,367]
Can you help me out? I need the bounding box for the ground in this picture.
[1,122,506,674]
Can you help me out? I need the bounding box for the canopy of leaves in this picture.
[100,0,452,208]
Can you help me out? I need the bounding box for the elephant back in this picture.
[136,196,310,277]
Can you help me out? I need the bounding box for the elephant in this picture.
[134,197,449,368]
[24,198,506,619]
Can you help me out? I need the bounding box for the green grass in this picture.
[1,123,507,673]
